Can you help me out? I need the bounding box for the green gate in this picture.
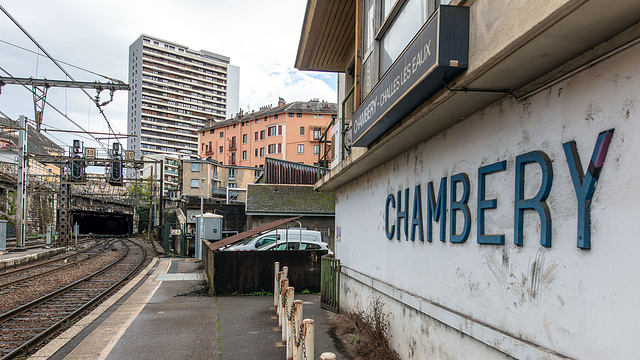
[163,222,186,255]
[320,255,340,313]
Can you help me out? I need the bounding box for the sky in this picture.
[0,0,337,154]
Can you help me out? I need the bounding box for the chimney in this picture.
[278,97,286,107]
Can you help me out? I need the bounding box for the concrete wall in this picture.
[203,245,328,295]
[334,42,640,359]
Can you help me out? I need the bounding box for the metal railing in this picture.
[320,255,340,313]
[317,84,355,179]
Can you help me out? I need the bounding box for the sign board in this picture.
[352,6,469,147]
[170,229,181,236]
[124,150,135,161]
[84,148,95,159]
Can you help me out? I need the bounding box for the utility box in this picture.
[195,213,223,261]
[0,220,6,252]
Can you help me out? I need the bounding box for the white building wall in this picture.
[226,64,240,119]
[335,42,640,359]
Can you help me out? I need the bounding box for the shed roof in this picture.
[246,184,335,215]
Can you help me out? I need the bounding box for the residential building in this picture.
[127,34,240,159]
[297,0,640,359]
[198,98,336,168]
[182,158,259,202]
[137,153,182,198]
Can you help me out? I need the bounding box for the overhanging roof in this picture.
[295,0,355,72]
[315,0,640,190]
[207,216,302,251]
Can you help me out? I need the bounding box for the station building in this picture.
[296,0,640,358]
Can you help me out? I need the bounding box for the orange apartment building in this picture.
[198,98,337,168]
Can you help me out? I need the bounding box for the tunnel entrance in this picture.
[72,210,133,235]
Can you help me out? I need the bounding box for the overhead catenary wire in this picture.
[0,4,126,151]
[0,39,124,83]
[0,65,106,152]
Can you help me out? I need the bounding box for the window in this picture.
[275,114,278,119]
[219,146,223,153]
[231,152,236,164]
[268,144,276,154]
[314,127,322,140]
[260,147,265,157]
[314,145,319,155]
[278,143,282,153]
[380,0,432,75]
[191,163,200,172]
[190,179,200,188]
[255,119,259,124]
[359,0,438,101]
[242,150,247,160]
[300,127,305,135]
[260,130,265,140]
[220,131,224,138]
[255,149,258,157]
[288,113,294,117]
[229,168,236,180]
[255,132,259,141]
[228,182,237,188]
[297,144,304,154]
[268,126,277,137]
[210,129,214,134]
[233,124,236,128]
[296,113,302,117]
[278,125,282,135]
[319,114,323,118]
[264,117,268,121]
[243,134,248,143]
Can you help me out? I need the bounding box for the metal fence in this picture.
[320,255,340,313]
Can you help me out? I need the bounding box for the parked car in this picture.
[257,239,333,255]
[222,228,323,251]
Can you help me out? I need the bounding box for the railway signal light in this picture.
[69,140,85,182]
[109,158,123,186]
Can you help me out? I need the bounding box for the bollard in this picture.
[284,286,294,347]
[292,299,303,360]
[282,265,289,280]
[303,319,314,360]
[319,353,336,360]
[277,271,285,316]
[274,262,280,307]
[279,278,289,327]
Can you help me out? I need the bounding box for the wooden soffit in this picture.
[296,0,355,72]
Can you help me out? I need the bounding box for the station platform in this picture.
[0,246,66,271]
[32,257,345,360]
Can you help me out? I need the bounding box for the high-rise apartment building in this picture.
[127,34,240,159]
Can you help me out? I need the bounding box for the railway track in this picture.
[0,238,147,360]
[0,239,112,292]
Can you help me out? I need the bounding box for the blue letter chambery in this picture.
[383,129,614,249]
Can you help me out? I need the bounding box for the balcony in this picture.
[227,154,236,165]
[228,139,237,151]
